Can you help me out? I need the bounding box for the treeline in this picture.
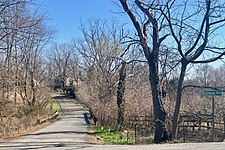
[48,16,225,142]
[48,20,152,127]
[0,0,53,138]
[1,0,225,143]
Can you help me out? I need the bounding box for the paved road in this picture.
[1,95,225,149]
[0,95,90,150]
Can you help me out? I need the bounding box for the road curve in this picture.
[1,95,225,150]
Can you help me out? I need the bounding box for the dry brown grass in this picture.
[0,96,53,140]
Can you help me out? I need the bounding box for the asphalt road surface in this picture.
[1,95,225,150]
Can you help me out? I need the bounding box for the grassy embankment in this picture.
[94,125,134,144]
[51,100,62,112]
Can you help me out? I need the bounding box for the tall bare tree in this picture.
[118,0,170,142]
[48,43,74,89]
[75,19,129,125]
[118,0,225,141]
[160,0,225,138]
[0,0,54,137]
[117,60,127,129]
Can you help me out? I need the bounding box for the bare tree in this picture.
[75,19,128,126]
[0,0,53,137]
[118,0,170,142]
[160,0,225,138]
[117,60,127,129]
[48,43,74,90]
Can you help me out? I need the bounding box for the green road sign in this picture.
[204,89,222,96]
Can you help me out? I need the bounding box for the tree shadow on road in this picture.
[26,131,90,136]
[0,141,92,150]
[52,95,66,100]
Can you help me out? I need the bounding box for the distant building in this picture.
[51,75,64,90]
[51,74,82,90]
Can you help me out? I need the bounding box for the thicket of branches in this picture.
[117,0,225,142]
[0,0,53,138]
[3,0,225,143]
[48,17,224,142]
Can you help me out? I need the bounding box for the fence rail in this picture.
[178,112,225,142]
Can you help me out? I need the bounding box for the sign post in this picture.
[212,96,215,142]
[204,89,222,142]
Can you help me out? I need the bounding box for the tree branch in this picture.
[119,0,151,57]
[209,18,225,26]
[159,34,170,45]
[160,2,184,58]
[185,1,210,57]
[190,51,225,64]
[188,0,210,61]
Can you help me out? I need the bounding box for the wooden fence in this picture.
[178,112,225,142]
[125,115,154,143]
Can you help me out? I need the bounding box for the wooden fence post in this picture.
[198,112,201,131]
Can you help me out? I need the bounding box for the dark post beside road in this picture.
[204,89,222,142]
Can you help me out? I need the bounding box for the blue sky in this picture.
[38,0,129,43]
[37,1,225,68]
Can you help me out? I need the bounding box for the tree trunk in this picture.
[31,75,36,105]
[172,59,188,139]
[117,61,126,129]
[148,60,167,143]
